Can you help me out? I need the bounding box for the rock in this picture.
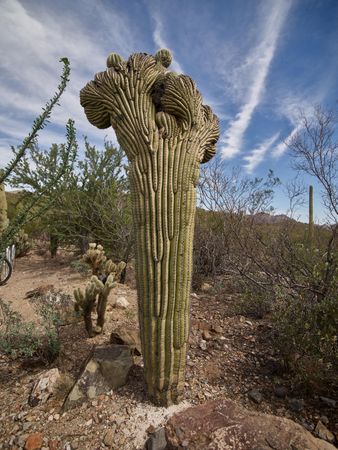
[201,282,212,292]
[315,421,335,443]
[320,416,329,426]
[48,440,59,450]
[320,397,337,408]
[202,330,212,341]
[103,429,115,447]
[145,428,167,450]
[165,399,336,450]
[199,340,207,351]
[288,397,304,412]
[62,345,133,411]
[25,432,43,450]
[211,325,222,334]
[248,389,263,404]
[110,327,141,355]
[114,296,129,309]
[274,386,288,399]
[28,368,61,407]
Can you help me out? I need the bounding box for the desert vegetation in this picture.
[0,52,337,449]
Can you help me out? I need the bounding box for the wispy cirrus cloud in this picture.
[243,133,280,173]
[221,0,292,159]
[150,11,184,73]
[0,0,135,166]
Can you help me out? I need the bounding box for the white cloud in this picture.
[243,133,280,173]
[221,0,292,159]
[0,0,134,157]
[272,125,300,158]
[151,11,184,74]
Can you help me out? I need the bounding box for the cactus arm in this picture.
[80,49,219,405]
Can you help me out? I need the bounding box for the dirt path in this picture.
[0,254,336,449]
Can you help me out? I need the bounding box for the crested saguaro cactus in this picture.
[80,49,219,405]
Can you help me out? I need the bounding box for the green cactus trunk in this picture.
[80,50,219,405]
[129,147,198,404]
[0,184,9,234]
[308,185,314,245]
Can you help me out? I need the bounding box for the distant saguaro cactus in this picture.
[308,185,314,244]
[80,49,219,405]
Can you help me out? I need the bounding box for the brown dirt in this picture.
[0,253,337,449]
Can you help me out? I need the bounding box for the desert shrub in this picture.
[13,229,31,257]
[0,297,61,362]
[235,286,273,319]
[70,258,91,275]
[0,300,41,357]
[273,293,338,388]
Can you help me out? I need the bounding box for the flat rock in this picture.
[165,399,336,450]
[114,296,129,309]
[145,428,167,450]
[28,368,61,407]
[110,326,141,355]
[315,421,335,443]
[62,344,133,411]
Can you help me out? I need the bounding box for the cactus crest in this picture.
[155,48,172,68]
[106,52,124,68]
[80,51,219,405]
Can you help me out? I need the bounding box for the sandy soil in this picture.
[0,253,337,449]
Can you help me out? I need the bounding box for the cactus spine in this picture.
[0,184,9,234]
[80,50,219,405]
[308,185,314,245]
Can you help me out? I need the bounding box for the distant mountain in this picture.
[250,212,297,224]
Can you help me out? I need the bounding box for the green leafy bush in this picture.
[0,297,61,362]
[273,293,338,388]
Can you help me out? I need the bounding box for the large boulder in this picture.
[62,344,133,410]
[165,399,336,450]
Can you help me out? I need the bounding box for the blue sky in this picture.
[1,0,337,222]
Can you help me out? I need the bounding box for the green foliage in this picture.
[0,297,61,362]
[0,58,77,258]
[40,139,133,262]
[273,293,338,388]
[13,229,31,257]
[0,184,9,234]
[70,258,91,275]
[235,287,272,319]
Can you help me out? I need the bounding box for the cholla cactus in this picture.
[75,244,126,336]
[0,184,8,234]
[83,243,107,275]
[80,49,219,405]
[74,276,102,337]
